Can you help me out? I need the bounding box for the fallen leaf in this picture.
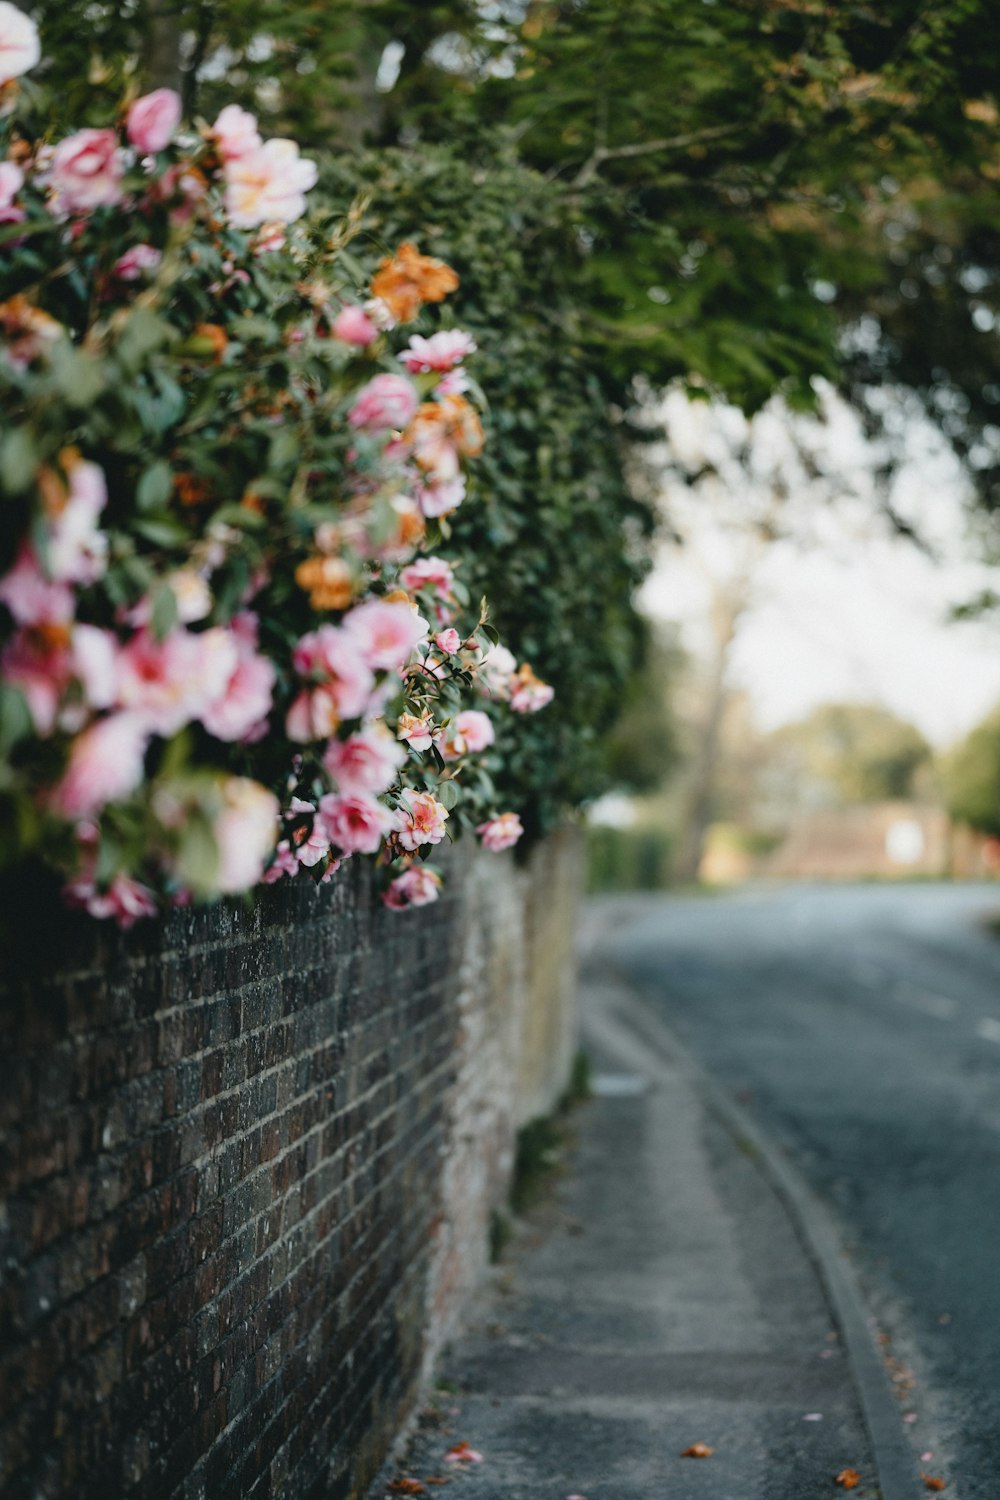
[834,1470,861,1490]
[681,1443,714,1458]
[388,1481,425,1495]
[921,1477,947,1492]
[443,1443,483,1465]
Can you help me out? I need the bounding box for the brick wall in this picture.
[0,832,582,1500]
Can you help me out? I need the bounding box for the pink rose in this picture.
[0,625,72,734]
[323,725,405,796]
[343,598,428,672]
[399,556,455,598]
[65,869,157,928]
[117,627,237,737]
[415,474,466,519]
[126,89,181,154]
[50,129,124,213]
[0,160,23,216]
[114,244,162,282]
[288,624,375,737]
[0,543,74,627]
[399,330,477,374]
[477,812,524,852]
[396,711,437,752]
[347,373,419,432]
[210,777,279,893]
[224,138,318,228]
[212,104,262,162]
[71,625,118,711]
[454,709,494,752]
[396,790,449,852]
[435,629,461,655]
[383,865,441,911]
[318,792,394,855]
[52,712,149,818]
[200,616,275,742]
[476,642,518,700]
[0,3,39,85]
[48,459,108,584]
[332,305,378,346]
[262,841,299,884]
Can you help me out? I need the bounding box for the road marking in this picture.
[976,1018,1000,1045]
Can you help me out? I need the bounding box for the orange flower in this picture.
[294,555,354,611]
[192,322,228,361]
[174,473,211,508]
[409,395,484,462]
[371,242,459,323]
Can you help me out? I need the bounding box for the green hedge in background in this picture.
[324,147,655,835]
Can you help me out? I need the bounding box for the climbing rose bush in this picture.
[0,21,553,925]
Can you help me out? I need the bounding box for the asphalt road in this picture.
[601,882,1000,1499]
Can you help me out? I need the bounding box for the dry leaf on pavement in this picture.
[834,1470,861,1489]
[388,1481,426,1495]
[680,1443,714,1458]
[443,1442,483,1465]
[921,1477,947,1492]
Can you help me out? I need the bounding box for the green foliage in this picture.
[586,825,673,894]
[324,146,653,832]
[767,703,932,806]
[943,704,1000,838]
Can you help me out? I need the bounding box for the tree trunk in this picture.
[143,0,183,94]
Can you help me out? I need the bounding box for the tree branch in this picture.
[570,123,743,189]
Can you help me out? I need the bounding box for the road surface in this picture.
[601,882,1000,1498]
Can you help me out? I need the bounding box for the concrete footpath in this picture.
[382,944,886,1499]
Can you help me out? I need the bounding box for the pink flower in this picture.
[437,368,470,397]
[396,710,438,752]
[52,712,149,818]
[399,557,455,598]
[71,624,118,710]
[65,869,157,928]
[117,627,237,737]
[114,243,162,282]
[253,222,286,255]
[0,544,74,627]
[396,790,449,852]
[126,89,181,154]
[224,138,318,228]
[0,3,39,84]
[211,777,280,893]
[476,642,517,700]
[348,373,419,432]
[211,104,261,162]
[0,160,23,217]
[323,725,405,795]
[477,812,524,852]
[343,598,428,672]
[286,625,375,740]
[444,1444,483,1465]
[332,305,378,346]
[318,792,395,855]
[0,625,72,733]
[48,459,108,584]
[262,840,299,884]
[454,709,494,752]
[200,616,275,742]
[399,330,477,373]
[510,665,555,713]
[382,864,441,910]
[50,129,124,213]
[435,628,461,655]
[415,474,466,518]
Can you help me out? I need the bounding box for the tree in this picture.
[942,705,1000,838]
[766,703,932,809]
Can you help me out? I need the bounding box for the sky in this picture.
[639,385,1000,749]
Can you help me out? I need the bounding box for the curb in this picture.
[603,968,924,1500]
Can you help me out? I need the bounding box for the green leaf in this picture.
[136,460,174,512]
[149,581,179,639]
[0,429,38,495]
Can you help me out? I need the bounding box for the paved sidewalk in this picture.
[386,958,881,1499]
